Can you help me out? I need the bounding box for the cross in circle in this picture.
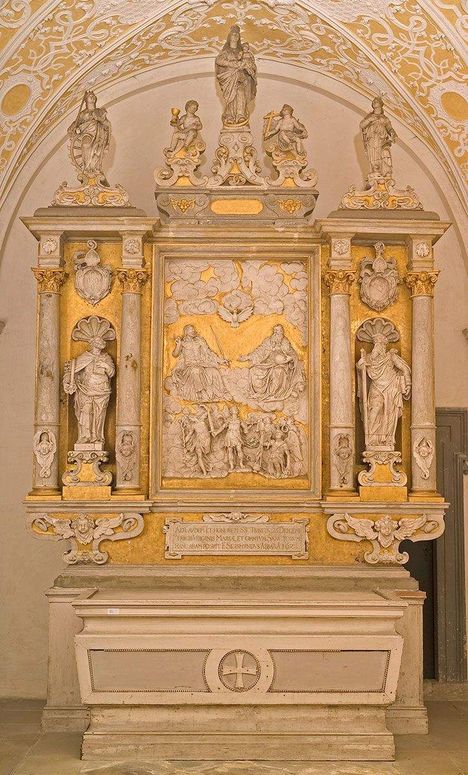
[221,651,258,690]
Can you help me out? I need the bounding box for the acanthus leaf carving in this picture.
[405,271,439,297]
[32,268,67,294]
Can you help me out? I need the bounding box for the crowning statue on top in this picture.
[215,25,257,128]
[340,95,422,210]
[53,90,130,207]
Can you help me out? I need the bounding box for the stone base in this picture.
[42,705,90,733]
[386,704,428,734]
[81,706,394,761]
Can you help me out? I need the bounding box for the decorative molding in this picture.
[33,429,57,479]
[62,450,112,486]
[332,433,353,487]
[358,450,407,487]
[327,512,445,565]
[32,267,67,293]
[324,269,355,295]
[405,271,439,297]
[117,268,149,293]
[413,436,434,480]
[30,512,144,564]
[116,430,137,482]
[341,177,423,210]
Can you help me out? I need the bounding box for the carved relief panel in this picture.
[152,246,320,495]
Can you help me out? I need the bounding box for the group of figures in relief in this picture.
[162,258,308,481]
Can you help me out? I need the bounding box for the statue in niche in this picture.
[239,325,305,409]
[33,429,56,479]
[63,316,115,448]
[68,90,111,184]
[215,25,257,127]
[360,97,397,182]
[263,104,308,157]
[166,100,204,157]
[167,324,229,402]
[356,318,411,451]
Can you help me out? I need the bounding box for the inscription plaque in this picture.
[164,513,309,559]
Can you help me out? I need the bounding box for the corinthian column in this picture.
[324,264,356,494]
[32,268,67,491]
[115,268,148,490]
[405,269,439,493]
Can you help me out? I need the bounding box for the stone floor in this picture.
[1,699,467,775]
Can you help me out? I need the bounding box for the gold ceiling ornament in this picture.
[52,90,131,208]
[0,1,466,212]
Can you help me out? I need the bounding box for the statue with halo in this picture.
[53,90,130,207]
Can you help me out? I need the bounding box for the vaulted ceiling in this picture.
[0,0,466,211]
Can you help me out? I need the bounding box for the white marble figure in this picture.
[168,325,229,402]
[33,429,56,479]
[116,430,136,481]
[360,97,397,182]
[164,403,306,480]
[68,90,111,183]
[166,100,204,157]
[239,325,305,408]
[333,433,353,486]
[263,104,308,157]
[63,317,115,448]
[356,319,411,451]
[215,25,257,127]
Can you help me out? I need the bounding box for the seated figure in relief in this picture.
[168,324,229,402]
[239,324,305,407]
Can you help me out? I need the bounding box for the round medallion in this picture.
[218,650,261,692]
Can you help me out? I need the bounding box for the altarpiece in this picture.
[23,26,449,762]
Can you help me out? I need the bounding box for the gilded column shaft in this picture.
[325,270,355,491]
[406,271,439,491]
[32,269,66,490]
[116,269,148,490]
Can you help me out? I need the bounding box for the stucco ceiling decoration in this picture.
[0,0,466,211]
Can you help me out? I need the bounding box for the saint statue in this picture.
[239,324,305,405]
[215,26,257,127]
[168,325,229,402]
[67,90,111,183]
[360,97,397,181]
[63,317,115,448]
[263,104,308,157]
[356,320,411,451]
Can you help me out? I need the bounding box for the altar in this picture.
[24,23,449,763]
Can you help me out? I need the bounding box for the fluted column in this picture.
[115,268,148,490]
[32,268,67,490]
[405,269,439,493]
[324,267,356,493]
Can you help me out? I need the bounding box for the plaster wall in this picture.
[0,67,466,697]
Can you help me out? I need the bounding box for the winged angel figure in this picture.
[334,513,429,564]
[32,513,138,565]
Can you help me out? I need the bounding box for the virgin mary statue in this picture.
[215,26,257,127]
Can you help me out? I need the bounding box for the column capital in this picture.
[32,267,67,293]
[117,268,149,293]
[405,271,439,297]
[324,269,355,295]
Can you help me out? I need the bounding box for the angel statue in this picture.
[67,90,111,184]
[360,97,397,182]
[330,513,431,564]
[263,104,308,158]
[356,318,411,451]
[63,316,115,448]
[215,26,257,127]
